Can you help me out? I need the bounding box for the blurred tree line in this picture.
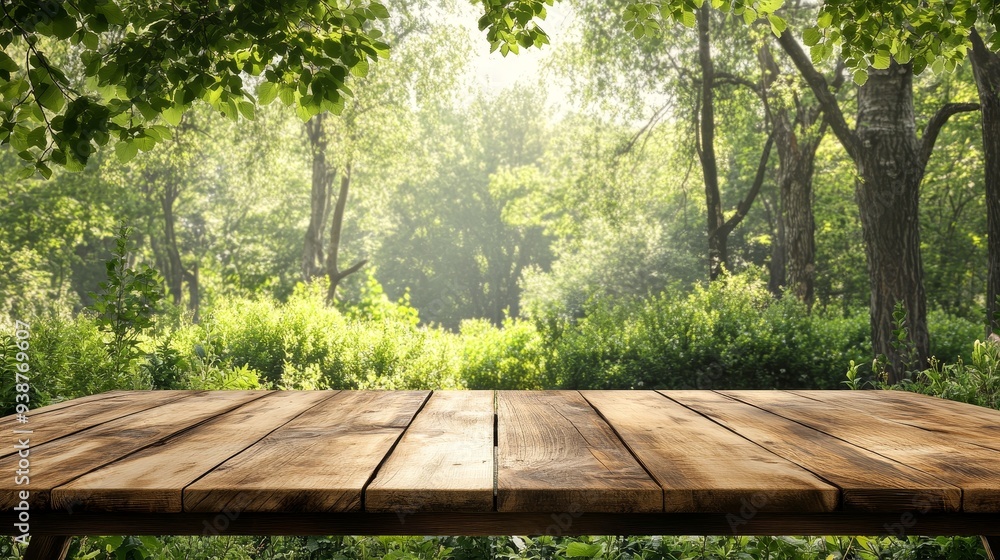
[0,0,993,383]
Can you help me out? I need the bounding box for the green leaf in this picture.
[161,104,184,126]
[565,542,601,557]
[95,1,126,25]
[768,14,786,35]
[369,2,389,18]
[133,133,156,151]
[35,161,52,179]
[802,27,822,46]
[257,81,278,105]
[0,50,17,73]
[114,140,138,163]
[238,100,255,120]
[852,68,869,85]
[872,51,891,69]
[817,10,834,28]
[51,16,78,40]
[681,10,696,28]
[27,126,46,149]
[83,31,100,49]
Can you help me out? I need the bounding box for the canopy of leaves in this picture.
[0,0,390,176]
[478,0,997,81]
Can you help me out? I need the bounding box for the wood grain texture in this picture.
[184,391,429,513]
[23,535,70,560]
[584,391,837,513]
[665,391,960,512]
[0,390,124,425]
[722,390,1000,512]
[0,391,197,458]
[366,391,494,513]
[496,391,661,513]
[0,391,266,510]
[50,391,338,513]
[789,390,1000,451]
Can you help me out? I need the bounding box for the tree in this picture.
[695,5,775,280]
[758,39,836,305]
[969,29,1000,335]
[477,0,984,380]
[0,0,389,175]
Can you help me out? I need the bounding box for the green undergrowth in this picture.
[1,275,997,559]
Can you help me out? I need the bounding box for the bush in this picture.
[460,318,550,389]
[542,274,871,390]
[167,280,463,391]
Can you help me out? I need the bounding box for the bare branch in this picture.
[920,102,980,170]
[774,30,860,161]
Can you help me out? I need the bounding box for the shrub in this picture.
[542,274,871,390]
[460,318,550,389]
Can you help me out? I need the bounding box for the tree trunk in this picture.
[970,29,1000,336]
[325,164,367,304]
[696,5,726,280]
[855,61,929,378]
[183,262,200,323]
[161,182,185,306]
[776,32,978,382]
[759,43,820,305]
[304,114,335,281]
[774,111,820,305]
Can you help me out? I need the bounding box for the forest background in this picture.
[2,0,1000,556]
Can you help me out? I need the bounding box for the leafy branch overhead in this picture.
[0,0,390,177]
[477,0,998,85]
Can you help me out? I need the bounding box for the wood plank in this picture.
[50,391,338,513]
[0,390,123,424]
[789,390,1000,451]
[722,390,1000,512]
[582,391,837,513]
[0,391,267,510]
[366,391,494,513]
[665,391,960,512]
[23,535,71,560]
[0,391,200,458]
[496,391,661,513]
[184,391,429,513]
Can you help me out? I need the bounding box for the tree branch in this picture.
[774,30,860,161]
[720,128,776,237]
[920,102,980,170]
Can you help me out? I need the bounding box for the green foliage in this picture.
[543,273,871,389]
[87,223,161,384]
[0,326,48,416]
[169,280,461,390]
[461,318,550,389]
[0,0,390,173]
[902,339,1000,409]
[28,313,131,397]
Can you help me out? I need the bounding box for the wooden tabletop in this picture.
[4,389,1000,518]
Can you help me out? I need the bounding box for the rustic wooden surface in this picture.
[4,389,1000,522]
[583,391,838,513]
[366,390,494,513]
[496,391,661,513]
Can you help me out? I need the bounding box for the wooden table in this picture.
[3,390,1000,559]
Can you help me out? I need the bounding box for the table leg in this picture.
[24,535,71,560]
[983,536,999,560]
